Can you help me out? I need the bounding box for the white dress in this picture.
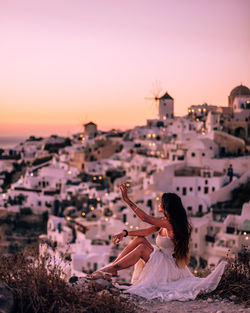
[126,233,227,301]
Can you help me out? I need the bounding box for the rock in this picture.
[215,310,224,313]
[68,276,78,283]
[87,278,113,292]
[229,295,237,301]
[109,287,120,296]
[97,290,110,296]
[0,281,14,313]
[207,298,213,303]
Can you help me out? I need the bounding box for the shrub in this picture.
[0,248,139,313]
[197,245,250,307]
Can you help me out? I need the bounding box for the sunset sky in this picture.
[0,0,249,136]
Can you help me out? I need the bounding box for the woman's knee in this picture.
[134,236,146,242]
[135,236,152,249]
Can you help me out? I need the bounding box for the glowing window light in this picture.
[105,217,109,222]
[93,177,97,180]
[98,176,102,180]
[68,170,72,174]
[156,196,160,201]
[105,192,109,196]
[130,225,134,229]
[246,236,249,240]
[125,222,129,225]
[82,212,86,216]
[91,207,95,211]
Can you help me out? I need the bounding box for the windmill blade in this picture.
[151,80,163,99]
[145,80,163,117]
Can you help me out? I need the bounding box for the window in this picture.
[182,187,186,196]
[176,187,180,191]
[202,153,205,157]
[93,263,98,271]
[198,186,201,191]
[133,214,136,218]
[194,243,198,248]
[189,187,193,191]
[195,228,198,233]
[198,205,203,213]
[191,153,195,157]
[212,187,215,192]
[205,180,208,185]
[204,187,209,194]
[187,206,192,211]
[123,214,127,223]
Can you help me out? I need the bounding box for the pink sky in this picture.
[0,0,249,136]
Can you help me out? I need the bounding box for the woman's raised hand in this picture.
[119,183,128,201]
[112,231,125,245]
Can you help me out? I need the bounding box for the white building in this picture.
[158,91,174,120]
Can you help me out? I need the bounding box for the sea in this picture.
[0,136,28,150]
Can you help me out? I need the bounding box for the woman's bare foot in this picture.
[86,269,118,279]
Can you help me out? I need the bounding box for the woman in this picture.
[88,183,227,301]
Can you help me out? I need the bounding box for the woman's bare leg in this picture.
[112,236,153,265]
[99,243,153,275]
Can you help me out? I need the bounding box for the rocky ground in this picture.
[133,296,250,313]
[69,276,250,313]
[1,275,249,313]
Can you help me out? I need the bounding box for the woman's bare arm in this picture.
[126,225,160,237]
[120,184,170,229]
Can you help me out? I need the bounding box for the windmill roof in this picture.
[84,122,97,126]
[160,92,173,100]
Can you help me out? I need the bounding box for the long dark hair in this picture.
[161,193,192,268]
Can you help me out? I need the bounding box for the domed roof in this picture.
[229,84,250,99]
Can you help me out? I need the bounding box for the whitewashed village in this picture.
[0,84,250,284]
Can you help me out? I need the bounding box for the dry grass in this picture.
[197,245,250,307]
[0,248,139,313]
